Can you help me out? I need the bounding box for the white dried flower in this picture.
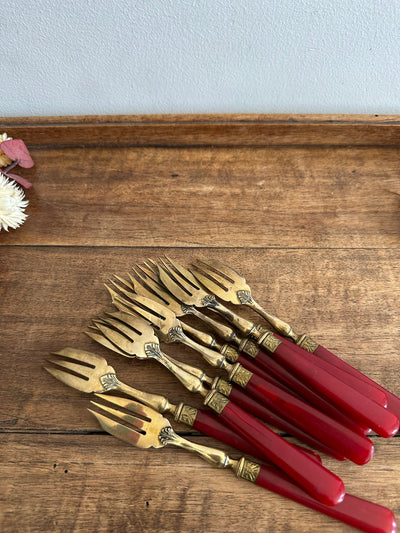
[1,133,12,142]
[0,172,29,231]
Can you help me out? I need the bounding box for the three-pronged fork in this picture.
[158,257,386,408]
[45,346,345,505]
[153,258,397,438]
[193,257,400,425]
[45,347,300,466]
[89,395,396,533]
[104,292,374,465]
[87,310,353,460]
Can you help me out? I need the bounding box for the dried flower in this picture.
[0,172,28,231]
[0,133,13,167]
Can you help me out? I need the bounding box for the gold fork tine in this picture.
[189,267,227,296]
[44,365,91,390]
[91,321,135,356]
[195,258,242,284]
[85,329,129,357]
[193,261,233,289]
[47,356,92,377]
[161,255,201,291]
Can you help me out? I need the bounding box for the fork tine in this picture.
[94,393,155,417]
[44,365,91,390]
[100,316,142,338]
[92,321,135,356]
[192,262,231,290]
[47,356,92,377]
[190,266,228,295]
[88,408,145,446]
[195,258,239,283]
[90,400,147,430]
[85,330,130,357]
[52,347,103,367]
[110,278,136,300]
[110,291,166,329]
[157,260,195,300]
[162,256,201,290]
[113,274,134,291]
[131,267,172,305]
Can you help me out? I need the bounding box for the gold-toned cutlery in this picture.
[112,263,370,438]
[101,296,373,465]
[87,310,351,460]
[44,347,292,465]
[45,345,345,505]
[89,395,396,533]
[193,257,400,424]
[152,258,397,438]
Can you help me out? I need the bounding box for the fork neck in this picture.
[179,329,234,372]
[205,298,256,338]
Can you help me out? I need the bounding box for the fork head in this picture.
[45,347,119,393]
[87,311,160,360]
[130,263,184,317]
[157,256,212,307]
[106,286,183,343]
[191,258,253,306]
[89,394,170,449]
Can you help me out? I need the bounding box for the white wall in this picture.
[1,0,399,116]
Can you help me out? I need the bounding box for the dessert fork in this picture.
[159,257,386,409]
[87,310,353,460]
[154,259,397,437]
[192,257,400,423]
[45,347,345,505]
[89,395,396,533]
[104,293,373,465]
[45,347,296,466]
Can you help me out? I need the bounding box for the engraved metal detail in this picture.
[175,404,198,427]
[221,344,239,363]
[236,290,254,305]
[99,372,119,391]
[260,332,282,353]
[230,365,253,388]
[159,425,175,445]
[240,338,260,358]
[204,391,229,414]
[201,294,218,308]
[144,342,162,360]
[166,325,186,343]
[181,303,194,314]
[297,334,319,353]
[214,378,233,397]
[236,458,261,483]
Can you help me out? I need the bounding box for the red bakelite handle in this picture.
[259,336,399,438]
[238,352,370,436]
[314,343,400,427]
[193,408,322,463]
[227,384,345,460]
[274,335,387,407]
[218,399,345,506]
[242,372,373,465]
[255,465,397,533]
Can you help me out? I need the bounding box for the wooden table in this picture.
[1,114,399,532]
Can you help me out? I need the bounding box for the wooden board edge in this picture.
[1,114,400,147]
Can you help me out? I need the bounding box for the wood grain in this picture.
[1,114,399,533]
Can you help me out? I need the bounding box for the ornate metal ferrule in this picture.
[174,403,198,427]
[166,324,186,343]
[297,334,319,353]
[258,331,282,354]
[236,290,254,305]
[204,390,230,415]
[220,344,239,363]
[99,372,120,391]
[233,457,261,483]
[228,363,253,388]
[144,342,163,360]
[238,338,260,359]
[211,377,233,398]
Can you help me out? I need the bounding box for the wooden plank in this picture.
[1,114,400,147]
[1,433,399,533]
[0,144,399,247]
[1,246,399,431]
